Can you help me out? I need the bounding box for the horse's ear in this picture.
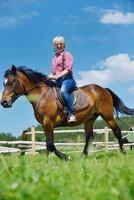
[11,65,17,75]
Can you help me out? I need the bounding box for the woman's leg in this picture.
[60,78,76,115]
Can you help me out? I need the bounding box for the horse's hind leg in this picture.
[83,114,98,156]
[102,116,125,153]
[97,90,125,153]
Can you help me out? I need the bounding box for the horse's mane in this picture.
[18,66,48,85]
[4,66,55,86]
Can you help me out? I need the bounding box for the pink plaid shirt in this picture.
[51,51,74,75]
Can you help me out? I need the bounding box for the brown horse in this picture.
[1,65,134,160]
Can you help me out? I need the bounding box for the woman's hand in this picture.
[48,74,58,80]
[48,69,69,80]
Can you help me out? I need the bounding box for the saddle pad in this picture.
[54,87,89,111]
[73,89,89,111]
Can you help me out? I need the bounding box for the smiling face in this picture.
[54,39,65,54]
[53,36,65,54]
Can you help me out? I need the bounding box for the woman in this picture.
[48,36,77,122]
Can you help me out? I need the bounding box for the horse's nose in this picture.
[1,100,9,108]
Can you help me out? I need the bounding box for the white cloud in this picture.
[0,16,18,28]
[100,10,134,24]
[0,12,39,28]
[103,54,134,81]
[20,12,39,20]
[76,69,111,87]
[0,0,38,8]
[0,0,39,28]
[76,54,134,87]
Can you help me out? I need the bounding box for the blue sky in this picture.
[0,0,134,136]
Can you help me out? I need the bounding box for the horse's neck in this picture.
[26,84,51,103]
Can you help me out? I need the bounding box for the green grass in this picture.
[0,150,134,200]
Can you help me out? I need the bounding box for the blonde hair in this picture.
[53,36,65,44]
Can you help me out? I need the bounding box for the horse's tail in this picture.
[106,88,134,116]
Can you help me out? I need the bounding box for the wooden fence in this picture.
[0,127,134,154]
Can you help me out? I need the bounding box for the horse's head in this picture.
[1,65,50,108]
[1,65,22,108]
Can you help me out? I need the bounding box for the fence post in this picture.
[31,126,36,155]
[104,127,109,151]
[20,130,28,155]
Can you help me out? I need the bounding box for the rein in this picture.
[15,77,47,97]
[23,84,46,96]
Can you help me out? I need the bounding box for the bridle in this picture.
[6,75,45,99]
[12,76,53,107]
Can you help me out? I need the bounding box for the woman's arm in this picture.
[48,69,69,80]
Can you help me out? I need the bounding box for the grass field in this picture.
[0,150,134,200]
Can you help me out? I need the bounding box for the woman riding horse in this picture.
[1,65,134,160]
[48,36,77,122]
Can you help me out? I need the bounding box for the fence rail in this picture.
[0,127,134,154]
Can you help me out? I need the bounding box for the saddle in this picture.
[53,87,90,112]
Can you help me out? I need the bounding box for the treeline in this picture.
[0,133,18,141]
[0,116,134,142]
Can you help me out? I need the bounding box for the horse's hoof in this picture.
[64,155,71,161]
[67,156,71,160]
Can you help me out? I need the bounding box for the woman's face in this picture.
[54,40,65,53]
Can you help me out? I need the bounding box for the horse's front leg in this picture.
[43,117,70,161]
